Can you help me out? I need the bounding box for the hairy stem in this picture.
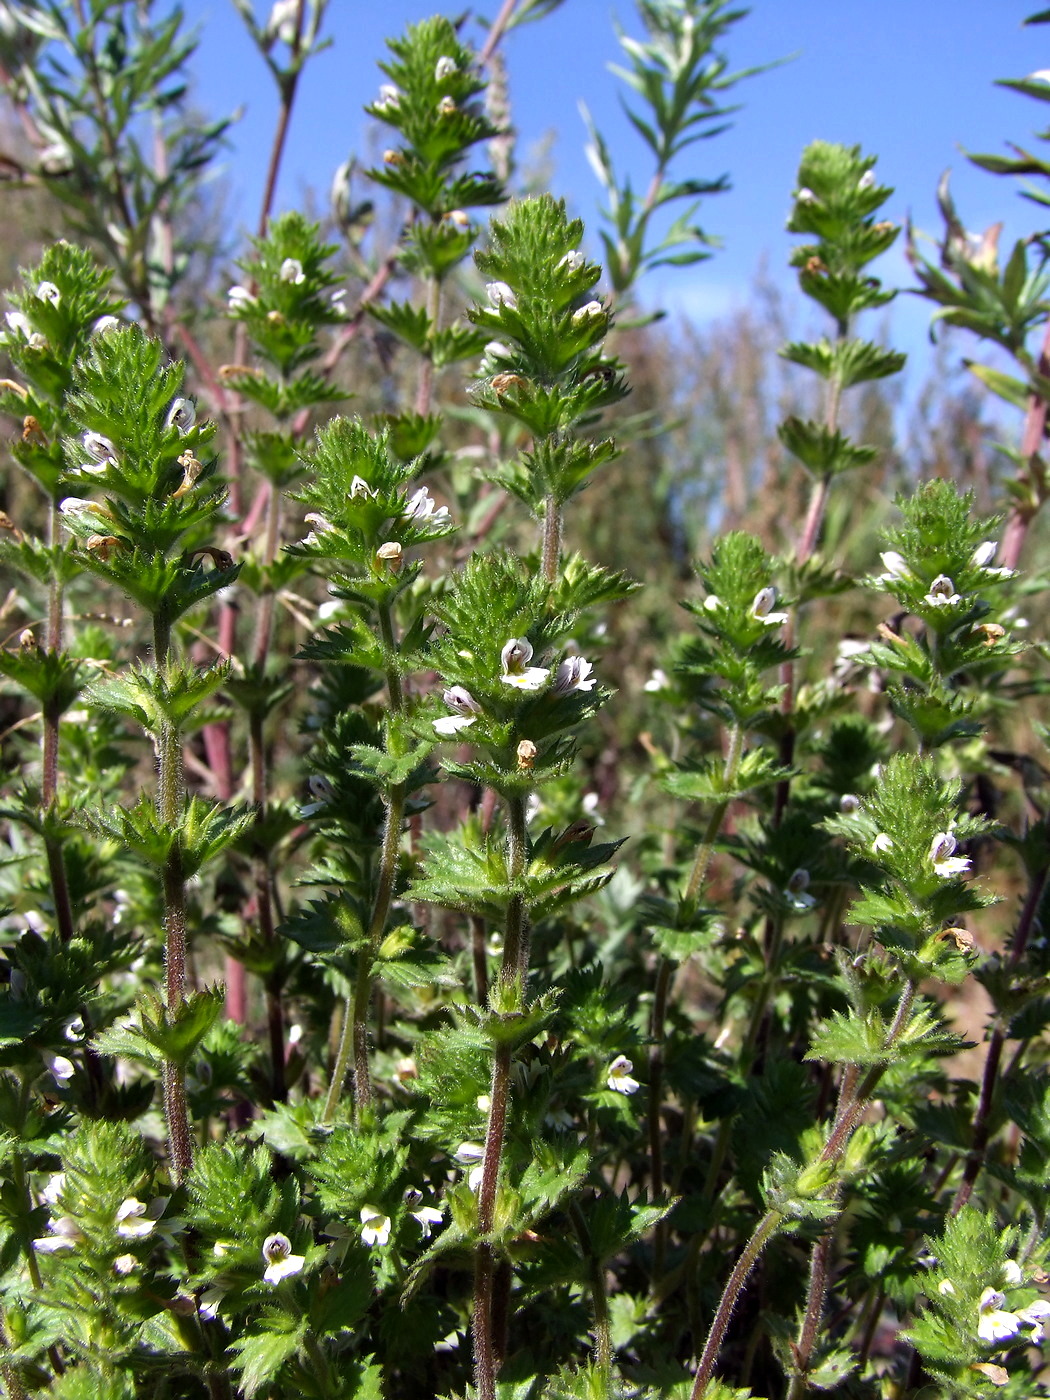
[541,494,562,585]
[415,273,443,418]
[690,1209,783,1400]
[570,1202,612,1384]
[692,982,915,1396]
[323,603,405,1121]
[41,500,75,944]
[474,791,529,1399]
[323,783,405,1122]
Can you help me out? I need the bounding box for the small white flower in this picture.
[114,1253,138,1275]
[556,250,584,273]
[280,257,305,285]
[644,668,669,693]
[411,1205,444,1239]
[35,281,61,306]
[63,1016,85,1042]
[444,209,470,231]
[199,1287,225,1320]
[40,1172,65,1206]
[303,512,334,535]
[91,315,121,335]
[227,285,256,312]
[878,550,911,582]
[703,594,721,613]
[1001,1260,1024,1287]
[872,833,893,853]
[33,1216,82,1253]
[750,585,789,625]
[213,1240,234,1258]
[785,868,816,912]
[606,1054,640,1095]
[44,1053,74,1083]
[1019,1299,1050,1341]
[349,474,377,500]
[116,1198,155,1239]
[486,281,517,310]
[359,1207,391,1247]
[796,187,818,204]
[929,832,971,879]
[484,340,512,360]
[839,793,860,814]
[437,95,457,115]
[938,1278,956,1296]
[434,55,457,81]
[971,541,998,568]
[4,310,32,338]
[433,714,475,736]
[267,0,298,44]
[82,430,117,463]
[925,575,960,608]
[39,141,72,174]
[857,170,876,191]
[456,1141,485,1163]
[553,656,595,694]
[394,1056,418,1083]
[500,637,548,690]
[443,685,481,715]
[403,486,451,526]
[165,397,195,433]
[978,1288,1022,1344]
[261,1233,305,1284]
[376,83,401,109]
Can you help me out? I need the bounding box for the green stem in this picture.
[323,600,406,1122]
[322,783,405,1122]
[541,493,562,585]
[570,1202,612,1385]
[690,1209,783,1400]
[501,793,529,982]
[693,982,915,1396]
[154,612,193,1180]
[250,707,285,1103]
[684,727,742,907]
[473,790,530,1399]
[415,273,443,418]
[42,500,75,944]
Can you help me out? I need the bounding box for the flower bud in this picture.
[571,300,603,326]
[434,55,457,81]
[376,541,403,571]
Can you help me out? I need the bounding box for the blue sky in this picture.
[184,1,1048,380]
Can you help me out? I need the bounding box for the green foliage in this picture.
[1,8,1050,1400]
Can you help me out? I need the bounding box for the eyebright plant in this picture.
[0,6,1049,1400]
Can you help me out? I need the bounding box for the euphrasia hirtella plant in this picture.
[0,4,1047,1400]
